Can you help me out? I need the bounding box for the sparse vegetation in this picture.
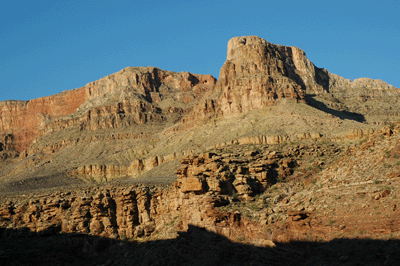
[312,196,318,202]
[1,33,400,266]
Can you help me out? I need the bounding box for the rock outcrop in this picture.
[0,67,215,156]
[0,88,87,153]
[0,186,156,239]
[0,145,299,243]
[174,150,296,199]
[0,67,216,187]
[2,36,400,265]
[2,125,400,265]
[1,36,400,189]
[215,36,308,115]
[2,124,400,247]
[214,36,400,122]
[0,179,259,244]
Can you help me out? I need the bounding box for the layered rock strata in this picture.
[0,67,216,185]
[175,150,296,199]
[0,145,300,243]
[1,36,400,186]
[0,67,215,157]
[0,88,87,153]
[214,36,400,123]
[215,36,308,115]
[2,124,400,246]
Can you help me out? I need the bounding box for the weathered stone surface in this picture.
[2,122,400,252]
[1,35,400,190]
[0,143,297,241]
[0,67,216,185]
[0,88,87,152]
[180,177,205,193]
[215,36,307,115]
[174,149,296,198]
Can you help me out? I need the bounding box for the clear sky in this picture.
[1,0,399,101]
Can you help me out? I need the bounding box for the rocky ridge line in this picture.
[1,36,400,188]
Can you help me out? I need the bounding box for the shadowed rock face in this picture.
[0,36,400,186]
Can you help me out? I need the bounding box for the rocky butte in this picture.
[0,36,400,265]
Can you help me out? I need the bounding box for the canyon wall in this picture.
[215,36,307,115]
[0,67,215,157]
[1,123,400,247]
[1,36,399,186]
[0,147,299,245]
[0,88,88,153]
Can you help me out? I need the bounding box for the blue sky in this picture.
[1,0,399,101]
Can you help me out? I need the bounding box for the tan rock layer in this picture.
[0,35,398,186]
[66,153,180,181]
[0,147,298,243]
[0,67,215,157]
[215,36,309,115]
[2,187,156,239]
[175,150,296,199]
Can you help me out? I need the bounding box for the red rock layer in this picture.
[0,88,87,152]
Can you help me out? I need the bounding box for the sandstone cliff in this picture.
[213,36,400,124]
[0,67,216,188]
[1,35,400,266]
[1,36,399,189]
[0,88,87,153]
[1,122,400,250]
[215,36,308,115]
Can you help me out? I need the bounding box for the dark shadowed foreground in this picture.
[1,225,400,266]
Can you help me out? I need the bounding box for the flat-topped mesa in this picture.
[216,36,400,115]
[215,36,332,115]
